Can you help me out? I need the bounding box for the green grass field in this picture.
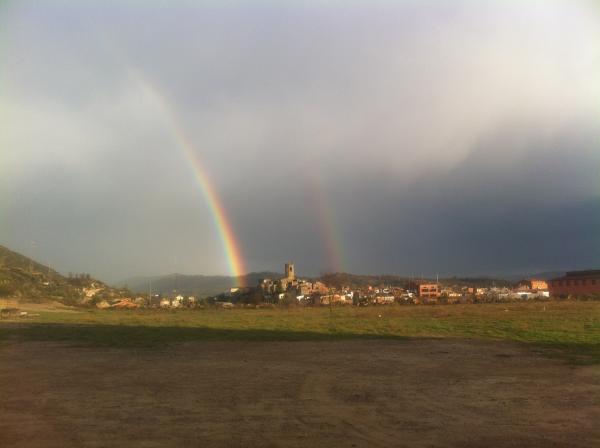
[2,301,600,364]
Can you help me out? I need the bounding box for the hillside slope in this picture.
[0,244,126,304]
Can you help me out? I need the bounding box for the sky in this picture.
[1,0,599,282]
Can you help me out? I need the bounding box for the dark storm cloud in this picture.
[1,0,599,280]
[231,121,600,277]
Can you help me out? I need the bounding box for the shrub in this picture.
[0,282,16,297]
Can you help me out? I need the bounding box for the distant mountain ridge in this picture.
[319,272,516,289]
[498,271,565,282]
[116,271,281,297]
[119,271,524,296]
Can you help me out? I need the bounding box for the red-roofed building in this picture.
[517,279,548,291]
[418,283,440,299]
[548,270,600,296]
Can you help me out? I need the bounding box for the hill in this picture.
[116,271,281,298]
[120,271,515,297]
[0,244,127,305]
[319,272,514,289]
[319,273,408,289]
[500,271,565,282]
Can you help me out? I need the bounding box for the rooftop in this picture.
[554,270,600,279]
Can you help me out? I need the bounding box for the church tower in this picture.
[284,263,295,281]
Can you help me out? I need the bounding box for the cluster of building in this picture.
[258,263,329,302]
[250,264,600,306]
[155,294,197,308]
[104,265,600,310]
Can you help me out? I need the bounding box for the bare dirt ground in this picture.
[1,339,599,447]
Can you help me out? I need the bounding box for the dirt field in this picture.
[1,338,599,447]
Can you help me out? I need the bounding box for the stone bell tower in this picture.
[284,263,295,281]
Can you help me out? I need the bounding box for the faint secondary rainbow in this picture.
[309,175,344,273]
[128,68,246,281]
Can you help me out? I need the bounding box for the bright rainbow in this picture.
[129,68,246,281]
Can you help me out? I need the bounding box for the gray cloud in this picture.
[1,0,599,281]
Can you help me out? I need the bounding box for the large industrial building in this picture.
[548,270,600,296]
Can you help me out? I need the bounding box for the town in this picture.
[98,263,600,310]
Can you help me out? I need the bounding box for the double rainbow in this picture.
[128,66,348,279]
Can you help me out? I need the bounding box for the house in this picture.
[259,278,277,294]
[513,291,535,300]
[548,270,600,296]
[373,294,395,305]
[149,294,162,307]
[83,284,104,298]
[112,299,139,309]
[317,294,351,305]
[171,295,184,307]
[418,283,440,298]
[517,279,549,291]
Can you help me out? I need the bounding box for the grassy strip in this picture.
[1,302,599,363]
